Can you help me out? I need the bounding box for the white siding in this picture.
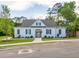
[55,27,66,37]
[14,27,66,38]
[42,28,56,38]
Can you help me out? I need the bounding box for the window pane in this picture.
[46,29,49,34]
[29,29,31,34]
[36,23,38,25]
[26,29,27,34]
[59,29,61,34]
[17,29,20,34]
[39,23,41,25]
[46,29,48,34]
[46,29,51,34]
[50,29,51,34]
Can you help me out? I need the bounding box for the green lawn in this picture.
[0,38,34,44]
[0,36,9,40]
[42,37,79,41]
[0,36,79,45]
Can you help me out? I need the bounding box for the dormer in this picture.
[31,20,46,26]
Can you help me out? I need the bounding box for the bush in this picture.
[0,32,6,36]
[21,37,24,38]
[30,36,33,38]
[52,36,53,38]
[25,36,27,38]
[44,36,47,38]
[25,36,30,38]
[48,36,51,38]
[57,34,59,37]
[27,36,29,38]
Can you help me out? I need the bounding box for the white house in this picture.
[14,19,66,38]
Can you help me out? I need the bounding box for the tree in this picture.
[0,5,14,36]
[0,4,10,18]
[0,18,14,36]
[47,8,53,20]
[58,1,77,37]
[47,3,65,26]
[58,1,76,23]
[56,20,64,26]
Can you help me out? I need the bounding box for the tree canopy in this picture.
[0,4,14,36]
[58,1,76,23]
[0,5,10,18]
[58,1,79,37]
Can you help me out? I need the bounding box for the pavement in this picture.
[0,41,79,58]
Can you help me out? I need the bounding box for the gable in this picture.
[31,20,46,27]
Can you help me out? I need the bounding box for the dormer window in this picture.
[39,23,41,25]
[36,23,38,25]
[36,22,41,26]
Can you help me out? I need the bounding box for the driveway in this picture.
[0,41,79,58]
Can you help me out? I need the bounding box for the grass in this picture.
[0,36,9,40]
[0,38,34,45]
[0,36,79,49]
[0,40,56,49]
[0,37,34,49]
[42,37,79,41]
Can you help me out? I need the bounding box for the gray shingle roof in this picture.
[41,19,56,27]
[20,19,35,27]
[18,19,57,27]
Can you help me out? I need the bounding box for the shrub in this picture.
[30,36,33,38]
[52,36,53,38]
[27,36,29,38]
[25,36,27,38]
[44,35,47,38]
[21,37,24,38]
[48,36,50,38]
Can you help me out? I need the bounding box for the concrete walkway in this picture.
[33,38,42,42]
[0,39,79,47]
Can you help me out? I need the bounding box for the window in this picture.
[29,29,31,34]
[46,29,51,34]
[49,29,51,34]
[46,29,49,34]
[59,29,61,34]
[36,22,41,26]
[25,29,27,34]
[39,23,41,26]
[17,29,20,34]
[36,23,38,25]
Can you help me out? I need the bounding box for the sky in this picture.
[0,0,79,19]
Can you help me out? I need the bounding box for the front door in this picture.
[35,29,42,38]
